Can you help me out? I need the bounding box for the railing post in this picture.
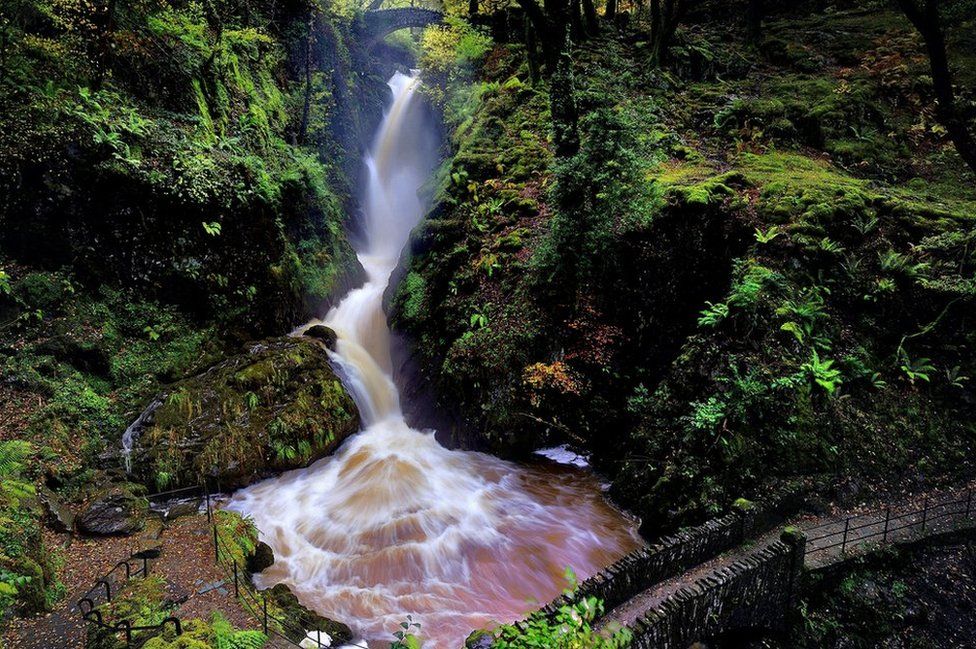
[163,616,183,636]
[143,555,149,577]
[116,620,132,647]
[233,561,239,598]
[205,483,212,524]
[921,496,929,534]
[98,579,112,603]
[213,525,219,564]
[841,517,850,553]
[882,506,890,543]
[262,595,269,635]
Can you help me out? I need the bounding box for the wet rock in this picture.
[131,337,359,490]
[160,500,199,520]
[38,486,74,533]
[246,541,275,574]
[833,478,862,506]
[465,630,494,649]
[304,325,338,351]
[268,583,353,645]
[77,485,147,536]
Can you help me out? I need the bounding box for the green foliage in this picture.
[537,106,648,292]
[897,349,936,385]
[754,225,782,244]
[420,18,493,124]
[213,510,258,568]
[698,301,729,328]
[391,616,423,649]
[142,612,267,649]
[802,350,844,394]
[1,0,362,335]
[0,440,60,617]
[491,570,631,648]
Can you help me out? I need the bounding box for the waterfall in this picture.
[226,72,641,648]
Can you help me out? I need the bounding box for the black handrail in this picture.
[805,486,975,557]
[77,481,334,649]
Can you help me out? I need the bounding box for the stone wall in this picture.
[630,531,806,649]
[539,484,808,617]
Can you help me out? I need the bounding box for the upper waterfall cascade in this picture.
[227,72,641,648]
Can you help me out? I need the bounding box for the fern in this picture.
[213,612,267,649]
[754,225,782,244]
[802,350,843,394]
[818,237,845,254]
[698,301,729,327]
[0,441,30,478]
[897,350,935,385]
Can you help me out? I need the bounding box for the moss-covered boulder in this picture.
[131,337,359,490]
[77,483,148,537]
[267,583,353,646]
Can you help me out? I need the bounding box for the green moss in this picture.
[141,612,266,649]
[137,338,359,489]
[732,497,756,512]
[399,272,429,323]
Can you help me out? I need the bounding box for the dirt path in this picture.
[2,513,258,649]
[599,482,976,630]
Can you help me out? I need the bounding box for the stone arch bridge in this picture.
[361,8,445,44]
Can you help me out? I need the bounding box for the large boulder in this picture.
[303,325,338,351]
[130,337,359,490]
[268,583,353,646]
[38,485,75,533]
[77,484,147,536]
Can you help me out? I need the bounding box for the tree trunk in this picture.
[469,0,479,17]
[746,0,763,44]
[649,0,684,67]
[550,20,579,156]
[517,0,578,155]
[582,0,599,35]
[897,0,976,175]
[525,21,541,84]
[605,0,617,23]
[93,0,117,90]
[0,25,9,84]
[650,0,662,53]
[517,0,555,68]
[569,0,584,42]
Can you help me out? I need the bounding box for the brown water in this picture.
[226,72,642,648]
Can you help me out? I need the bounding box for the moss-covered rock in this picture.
[267,583,353,646]
[77,483,148,537]
[131,337,359,490]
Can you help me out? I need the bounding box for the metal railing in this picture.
[77,552,182,646]
[209,508,334,648]
[77,482,334,649]
[804,485,975,558]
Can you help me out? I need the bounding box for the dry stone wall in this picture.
[629,532,806,649]
[540,485,808,617]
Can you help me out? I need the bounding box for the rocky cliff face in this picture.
[391,9,976,530]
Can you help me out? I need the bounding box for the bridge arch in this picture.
[361,8,445,44]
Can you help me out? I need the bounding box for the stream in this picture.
[226,72,642,648]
